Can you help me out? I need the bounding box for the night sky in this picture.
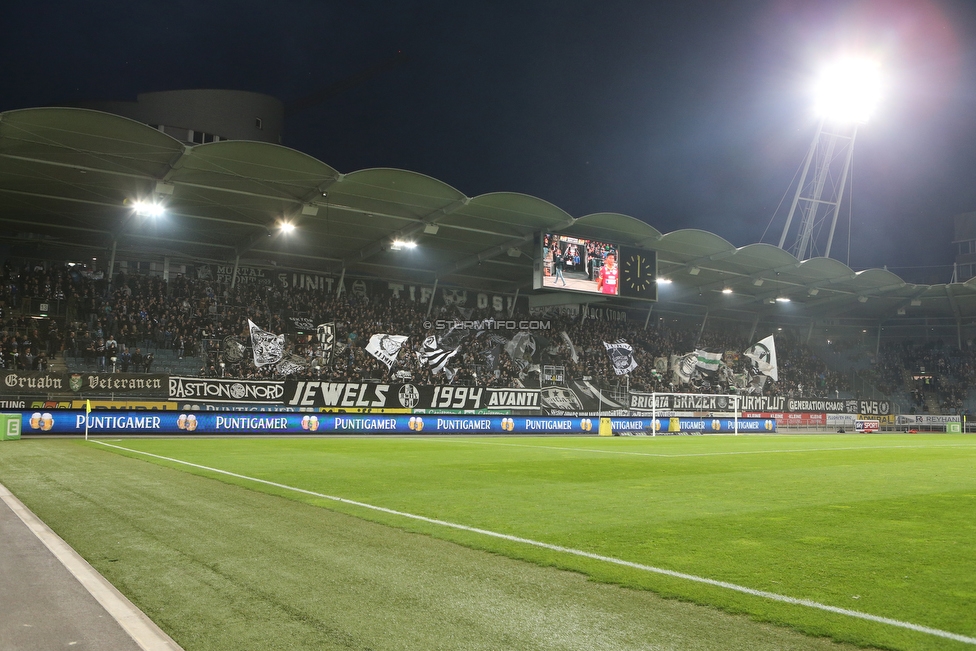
[4,0,976,284]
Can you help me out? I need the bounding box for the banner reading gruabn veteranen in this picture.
[1,371,167,397]
[283,380,540,411]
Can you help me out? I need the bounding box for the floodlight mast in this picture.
[778,57,880,262]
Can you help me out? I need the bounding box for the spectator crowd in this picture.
[4,260,958,409]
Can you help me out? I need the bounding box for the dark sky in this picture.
[4,0,976,284]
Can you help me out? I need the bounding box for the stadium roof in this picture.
[2,106,976,327]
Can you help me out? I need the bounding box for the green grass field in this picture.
[2,433,975,650]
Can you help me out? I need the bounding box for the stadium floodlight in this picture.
[776,297,791,303]
[280,222,296,234]
[391,240,417,251]
[812,56,882,124]
[132,200,164,217]
[656,277,672,284]
[722,288,733,294]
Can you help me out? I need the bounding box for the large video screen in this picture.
[535,233,620,295]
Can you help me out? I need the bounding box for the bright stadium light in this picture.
[656,277,672,284]
[812,56,882,124]
[132,200,165,217]
[722,288,733,294]
[280,222,296,234]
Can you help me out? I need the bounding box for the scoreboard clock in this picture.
[619,246,657,300]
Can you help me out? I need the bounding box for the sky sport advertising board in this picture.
[16,411,774,435]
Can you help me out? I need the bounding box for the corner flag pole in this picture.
[85,399,91,440]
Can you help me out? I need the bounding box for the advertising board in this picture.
[19,411,594,435]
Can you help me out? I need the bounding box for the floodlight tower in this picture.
[778,57,882,261]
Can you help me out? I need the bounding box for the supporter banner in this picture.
[168,377,285,404]
[283,381,540,411]
[0,371,167,397]
[20,411,592,435]
[628,393,892,415]
[541,380,626,415]
[786,398,891,415]
[629,393,784,412]
[285,316,315,333]
[895,414,961,426]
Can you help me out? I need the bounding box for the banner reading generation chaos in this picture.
[283,381,540,411]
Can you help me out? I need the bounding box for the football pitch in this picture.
[2,433,975,650]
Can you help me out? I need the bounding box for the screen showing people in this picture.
[540,233,619,295]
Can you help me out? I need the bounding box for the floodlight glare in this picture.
[722,288,733,294]
[132,200,165,217]
[813,56,882,123]
[280,222,296,234]
[656,277,672,284]
[775,297,791,303]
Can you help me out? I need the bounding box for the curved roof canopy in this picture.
[1,107,974,326]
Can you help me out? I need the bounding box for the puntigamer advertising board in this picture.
[20,411,586,434]
[17,410,775,435]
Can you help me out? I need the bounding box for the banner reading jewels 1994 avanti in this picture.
[282,381,541,411]
[17,411,775,435]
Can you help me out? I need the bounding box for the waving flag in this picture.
[366,333,409,370]
[603,340,638,375]
[422,335,460,375]
[248,319,284,367]
[744,335,778,381]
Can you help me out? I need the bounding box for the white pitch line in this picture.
[94,440,976,646]
[407,437,976,459]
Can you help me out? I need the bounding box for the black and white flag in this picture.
[744,335,778,381]
[603,339,638,375]
[248,319,284,368]
[316,322,336,368]
[422,335,460,375]
[365,333,409,370]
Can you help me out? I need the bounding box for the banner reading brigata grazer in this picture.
[1,371,167,397]
[283,381,540,411]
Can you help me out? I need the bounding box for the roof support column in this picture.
[806,320,815,345]
[644,303,654,330]
[426,278,439,318]
[695,310,709,347]
[107,239,118,296]
[230,255,240,289]
[509,288,519,318]
[335,268,345,297]
[748,314,760,343]
[958,318,962,350]
[877,322,883,358]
